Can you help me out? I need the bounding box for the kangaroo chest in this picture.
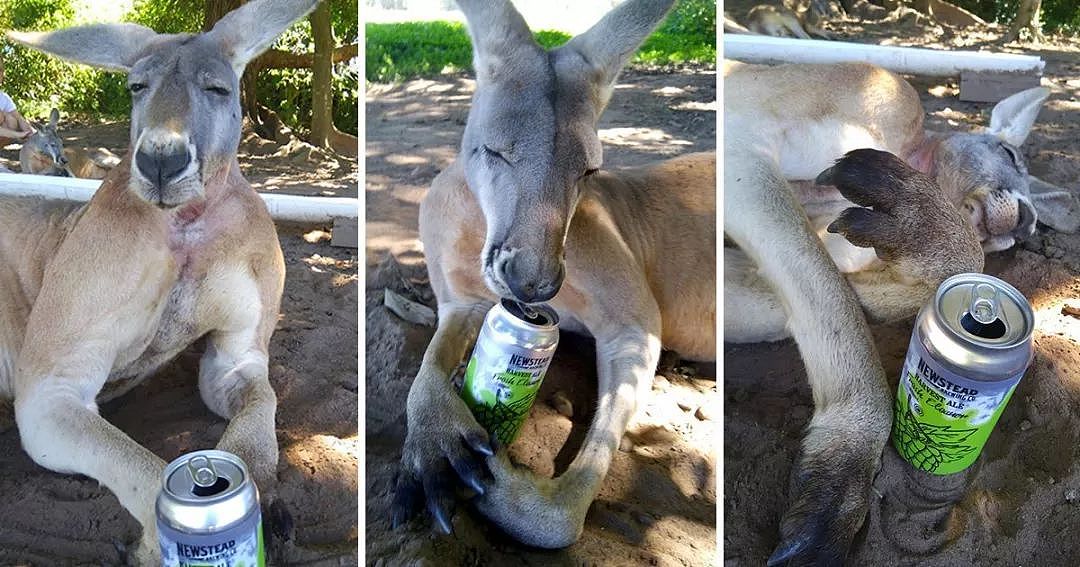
[102,212,229,398]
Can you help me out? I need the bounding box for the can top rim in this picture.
[935,273,1034,349]
[499,298,560,328]
[161,449,250,504]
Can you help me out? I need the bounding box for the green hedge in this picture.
[1,0,358,136]
[952,0,1080,35]
[366,0,717,83]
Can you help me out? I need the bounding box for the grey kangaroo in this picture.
[725,60,1077,564]
[392,0,716,548]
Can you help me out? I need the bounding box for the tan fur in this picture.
[3,1,317,563]
[395,0,713,548]
[724,60,1062,563]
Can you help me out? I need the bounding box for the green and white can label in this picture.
[462,348,552,445]
[159,511,265,567]
[893,334,1021,475]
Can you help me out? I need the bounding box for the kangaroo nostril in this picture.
[136,147,190,187]
[1015,199,1037,238]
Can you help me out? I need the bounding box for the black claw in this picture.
[450,455,486,495]
[816,148,929,212]
[268,499,295,542]
[814,164,839,187]
[422,472,455,535]
[767,534,810,566]
[391,473,422,529]
[463,430,494,456]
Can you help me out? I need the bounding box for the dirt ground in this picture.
[365,68,717,565]
[723,18,1080,567]
[0,129,358,564]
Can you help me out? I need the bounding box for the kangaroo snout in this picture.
[132,128,199,207]
[135,139,192,188]
[489,244,565,303]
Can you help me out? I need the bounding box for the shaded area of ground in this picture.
[365,68,717,566]
[723,23,1080,567]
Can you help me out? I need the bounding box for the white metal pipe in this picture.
[724,34,1045,76]
[0,172,357,223]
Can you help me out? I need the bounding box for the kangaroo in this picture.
[19,108,68,176]
[724,60,1077,564]
[391,0,715,548]
[18,107,120,178]
[745,1,833,40]
[3,0,318,562]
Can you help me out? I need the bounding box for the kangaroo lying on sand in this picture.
[19,107,120,178]
[3,0,317,562]
[725,60,1077,564]
[392,0,716,547]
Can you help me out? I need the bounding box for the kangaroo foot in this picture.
[819,148,984,283]
[769,444,881,566]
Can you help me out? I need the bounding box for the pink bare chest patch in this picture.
[167,201,218,276]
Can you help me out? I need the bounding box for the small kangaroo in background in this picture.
[392,0,715,548]
[725,60,1077,564]
[19,107,121,178]
[3,0,318,562]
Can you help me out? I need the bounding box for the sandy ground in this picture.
[0,131,359,564]
[365,68,717,565]
[723,19,1080,567]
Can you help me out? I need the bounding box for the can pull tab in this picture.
[961,283,1007,339]
[188,455,230,497]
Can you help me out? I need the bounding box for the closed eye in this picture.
[205,85,231,96]
[482,145,512,166]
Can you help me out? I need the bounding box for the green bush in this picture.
[952,0,1080,35]
[2,0,358,136]
[365,0,716,83]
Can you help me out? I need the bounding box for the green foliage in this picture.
[952,0,1080,35]
[126,0,202,33]
[366,21,473,83]
[1,0,358,137]
[365,0,716,83]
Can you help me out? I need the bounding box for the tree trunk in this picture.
[1005,0,1043,42]
[203,0,244,32]
[309,0,334,149]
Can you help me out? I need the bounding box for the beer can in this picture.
[461,298,560,445]
[893,273,1035,475]
[156,449,265,566]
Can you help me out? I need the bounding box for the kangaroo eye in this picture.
[129,83,147,94]
[205,86,231,96]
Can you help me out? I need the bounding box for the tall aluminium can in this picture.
[893,273,1035,475]
[462,298,560,445]
[156,449,265,566]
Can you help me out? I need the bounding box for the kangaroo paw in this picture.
[820,149,984,282]
[392,396,493,535]
[768,449,879,567]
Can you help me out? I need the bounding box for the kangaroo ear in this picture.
[986,86,1050,147]
[1029,175,1080,233]
[205,0,320,75]
[48,108,59,129]
[560,0,676,88]
[7,24,161,72]
[456,0,540,82]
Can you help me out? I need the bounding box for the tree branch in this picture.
[253,43,358,70]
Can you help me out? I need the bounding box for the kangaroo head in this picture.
[457,0,674,303]
[7,0,318,208]
[25,108,67,170]
[932,86,1056,252]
